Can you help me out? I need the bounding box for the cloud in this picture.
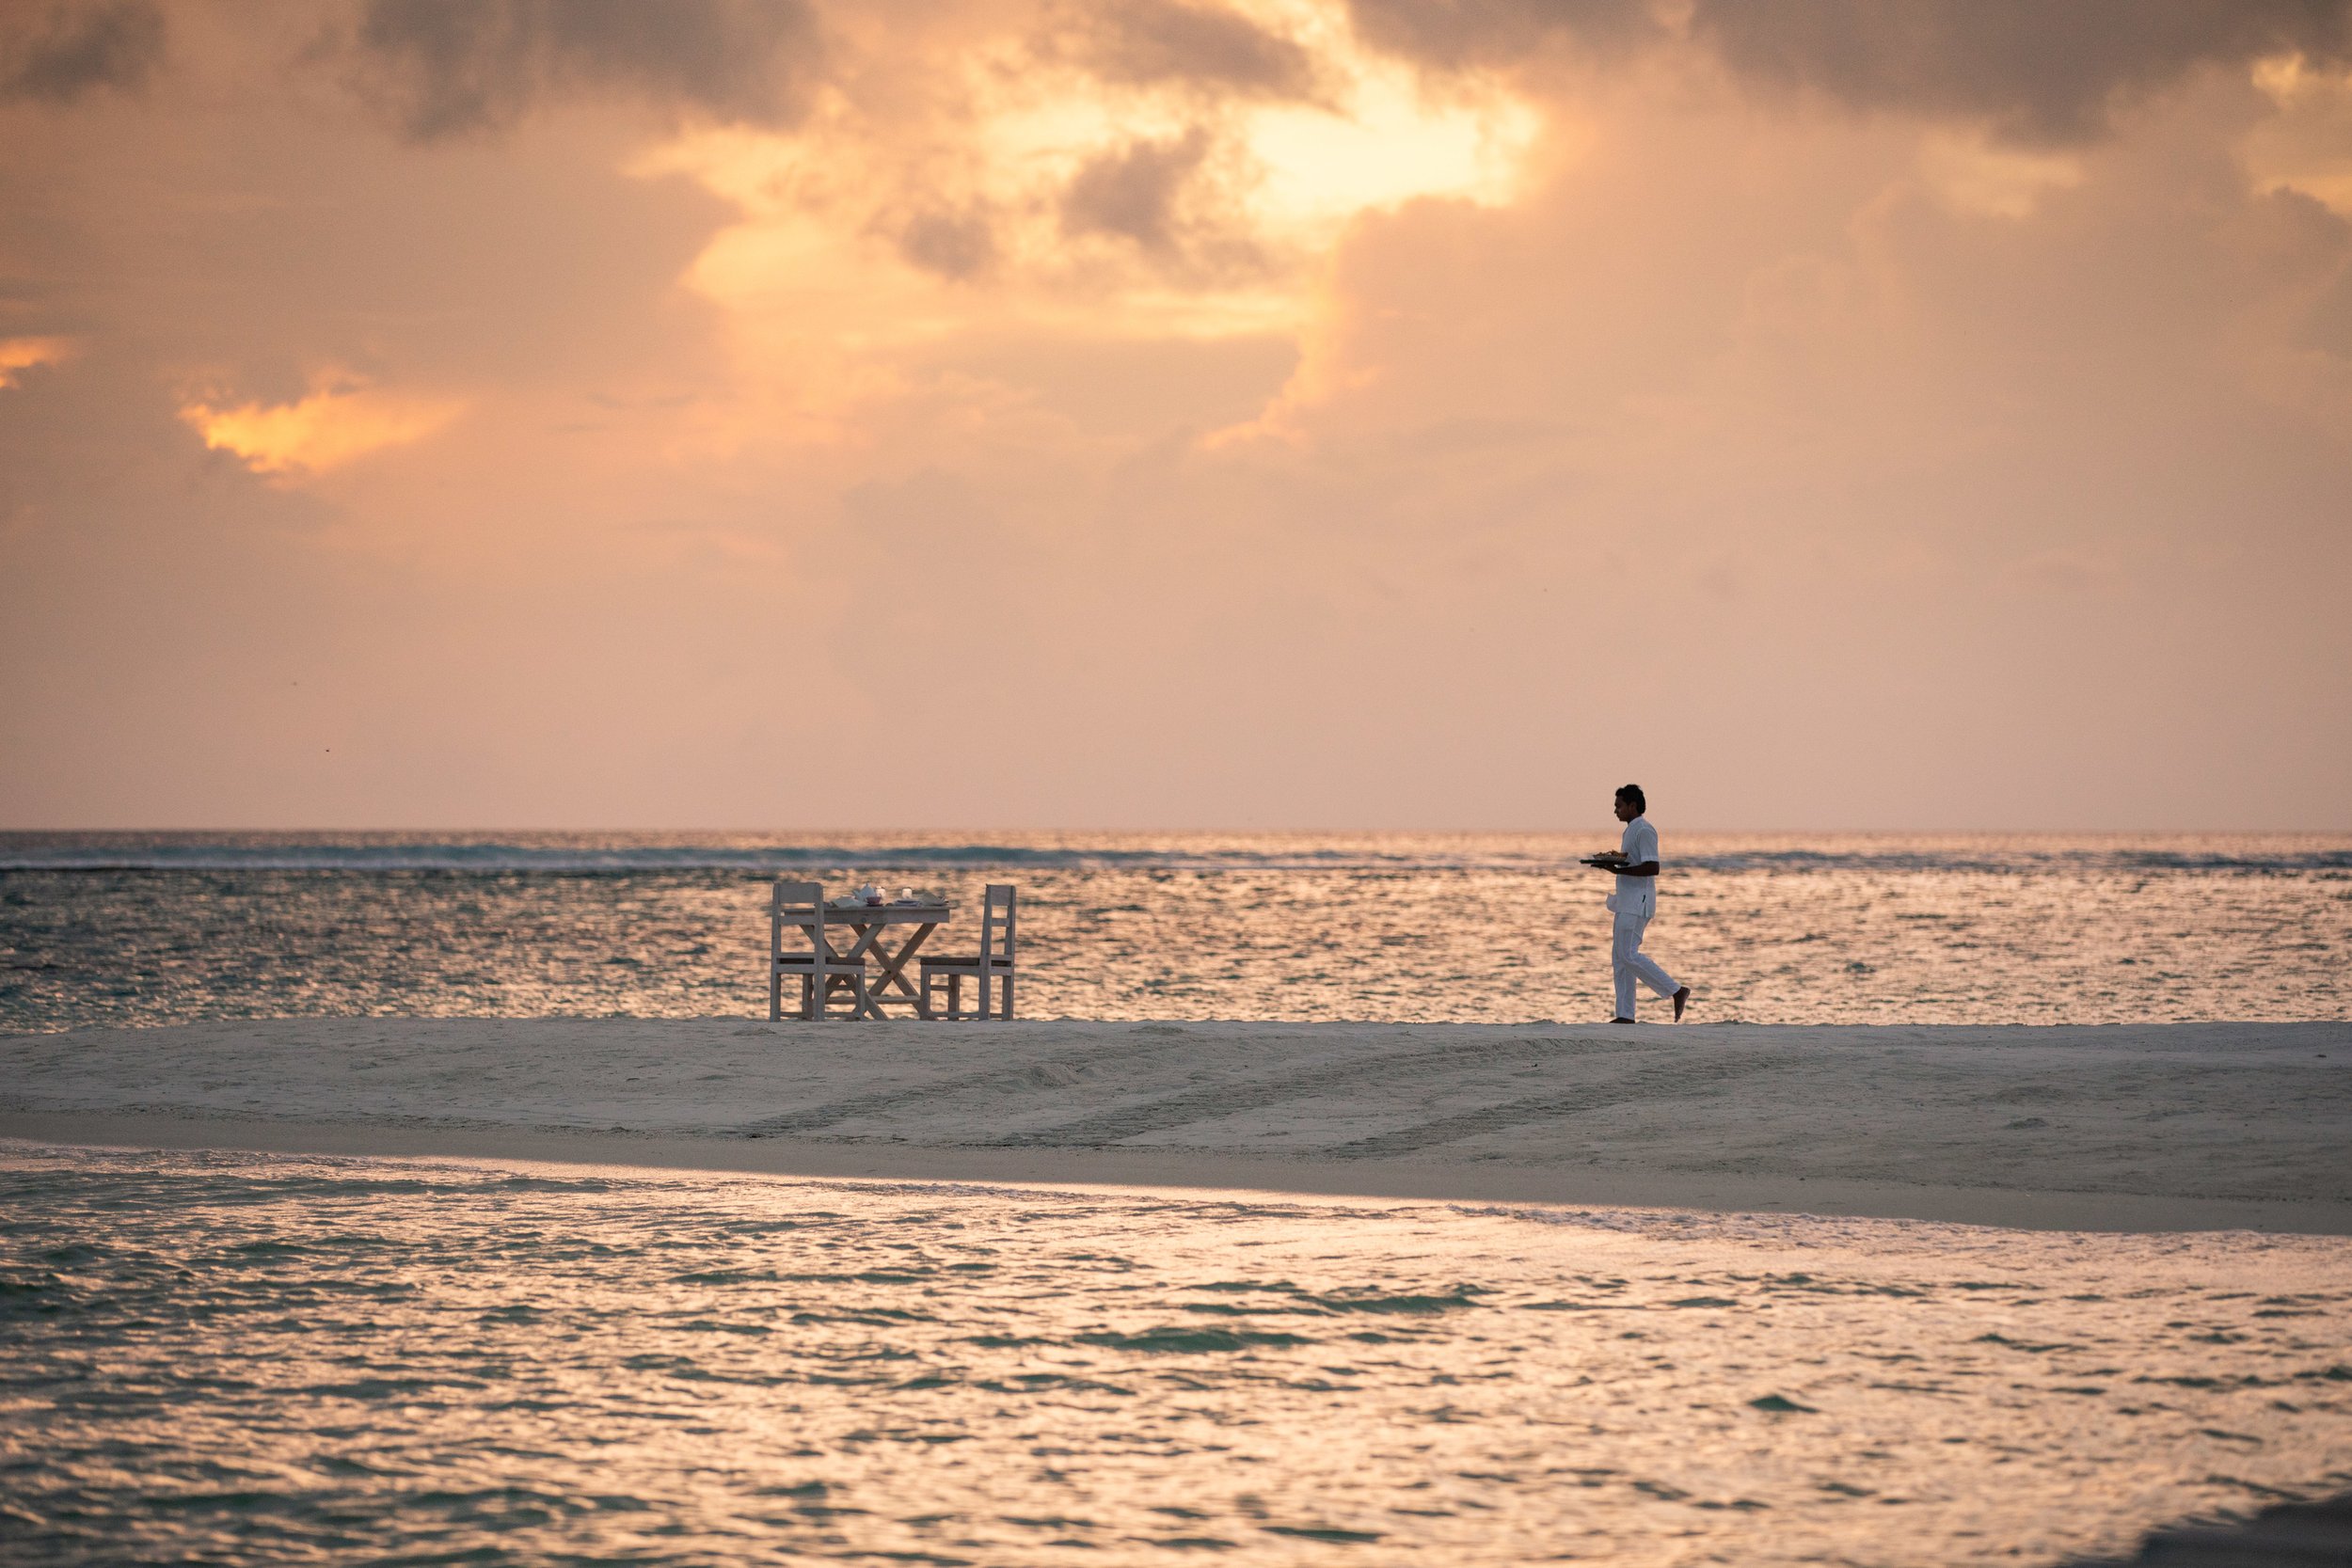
[1685,0,2352,144]
[8,0,2350,828]
[892,206,1000,280]
[1059,0,1327,103]
[1058,122,1253,271]
[1342,0,1660,72]
[180,375,464,476]
[1345,0,2352,142]
[0,336,76,388]
[1047,120,1273,282]
[1061,126,1214,252]
[345,0,823,141]
[0,0,164,104]
[2245,55,2352,214]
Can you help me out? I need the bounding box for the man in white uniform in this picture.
[1588,784,1690,1023]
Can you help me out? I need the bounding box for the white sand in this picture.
[3,1019,2346,1231]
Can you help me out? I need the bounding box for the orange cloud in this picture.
[629,6,1538,372]
[2246,55,2352,214]
[0,336,76,388]
[180,374,463,475]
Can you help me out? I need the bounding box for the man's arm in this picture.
[1586,854,1660,876]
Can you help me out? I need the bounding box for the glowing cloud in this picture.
[0,336,75,388]
[631,4,1539,369]
[180,375,463,476]
[1244,67,1534,231]
[2246,55,2352,214]
[1918,132,2085,219]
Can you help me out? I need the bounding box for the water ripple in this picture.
[2,1146,2348,1566]
[5,832,2347,1029]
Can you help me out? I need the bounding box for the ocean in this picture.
[6,832,2349,1564]
[4,832,2348,1032]
[2,1145,2347,1567]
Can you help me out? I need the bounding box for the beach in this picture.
[8,1012,2350,1563]
[8,1018,2346,1232]
[13,2,2352,1549]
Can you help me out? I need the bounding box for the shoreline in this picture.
[5,1017,2347,1234]
[6,1107,2348,1234]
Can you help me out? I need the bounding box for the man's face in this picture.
[1613,796,1639,822]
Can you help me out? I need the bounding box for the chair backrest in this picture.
[977,882,1015,1019]
[979,883,1016,962]
[772,880,825,959]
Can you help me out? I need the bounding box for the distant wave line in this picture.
[2,843,2344,875]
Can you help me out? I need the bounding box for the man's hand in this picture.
[1588,851,1659,876]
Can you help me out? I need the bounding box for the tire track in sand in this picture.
[978,1036,1639,1148]
[730,1034,1199,1136]
[1325,1053,1781,1160]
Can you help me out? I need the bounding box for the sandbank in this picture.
[3,1019,2346,1233]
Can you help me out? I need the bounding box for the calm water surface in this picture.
[3,832,2347,1029]
[8,835,2348,1562]
[3,1146,2348,1567]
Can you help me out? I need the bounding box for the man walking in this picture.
[1587,784,1690,1023]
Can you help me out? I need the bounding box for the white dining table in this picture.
[819,900,953,1019]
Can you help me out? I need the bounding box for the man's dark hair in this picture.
[1615,784,1646,814]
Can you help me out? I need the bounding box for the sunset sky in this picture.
[3,0,2348,830]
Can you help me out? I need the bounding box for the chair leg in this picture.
[1000,974,1014,1021]
[770,965,782,1022]
[947,972,962,1021]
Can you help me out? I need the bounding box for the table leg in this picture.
[830,923,891,1020]
[867,922,939,1016]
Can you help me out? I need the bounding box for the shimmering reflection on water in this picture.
[2,832,2347,1030]
[2,1148,2347,1566]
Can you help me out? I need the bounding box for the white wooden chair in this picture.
[770,881,870,1021]
[920,883,1017,1020]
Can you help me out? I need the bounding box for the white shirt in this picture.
[1607,816,1661,916]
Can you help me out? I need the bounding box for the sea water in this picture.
[6,834,2349,1564]
[2,1146,2347,1567]
[3,832,2347,1031]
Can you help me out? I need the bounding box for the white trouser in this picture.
[1612,910,1680,1020]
